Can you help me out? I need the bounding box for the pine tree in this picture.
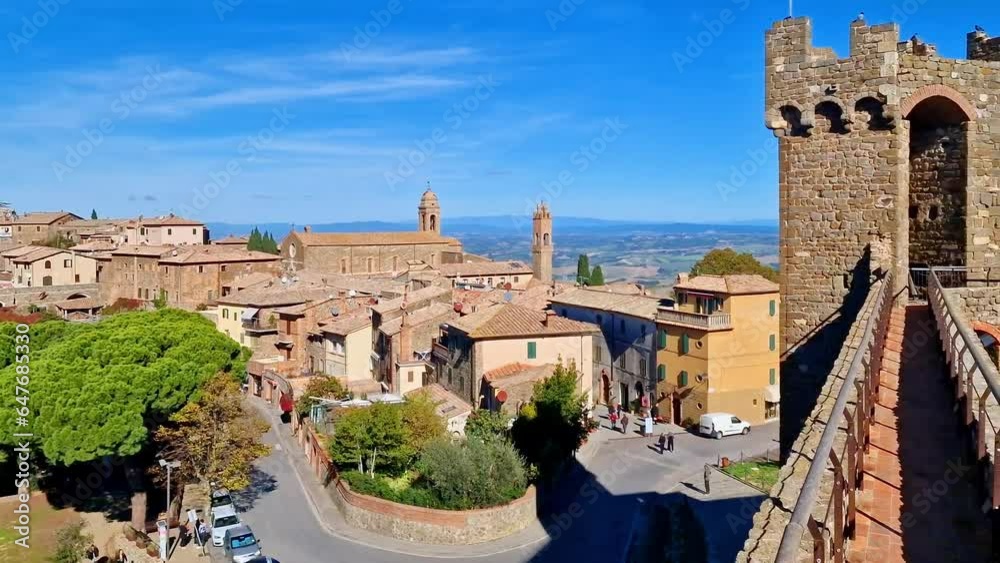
[576,255,591,285]
[589,266,605,286]
[248,228,262,251]
[90,209,98,220]
[263,231,279,254]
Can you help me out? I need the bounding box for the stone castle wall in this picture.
[908,124,967,266]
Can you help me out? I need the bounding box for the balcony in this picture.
[432,341,450,363]
[656,308,732,331]
[243,318,277,334]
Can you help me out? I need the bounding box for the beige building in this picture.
[433,303,598,409]
[280,188,464,274]
[435,260,534,290]
[655,274,780,426]
[7,246,98,287]
[123,214,207,246]
[312,312,374,383]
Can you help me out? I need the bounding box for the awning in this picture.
[241,307,260,321]
[764,384,780,402]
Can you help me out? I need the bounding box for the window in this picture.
[192,228,197,235]
[367,257,374,273]
[448,367,453,384]
[769,368,776,385]
[657,329,667,349]
[769,334,776,351]
[407,371,414,383]
[44,260,51,269]
[679,371,688,387]
[513,276,519,283]
[680,333,689,354]
[167,228,173,235]
[618,353,626,369]
[657,364,666,381]
[341,259,348,274]
[459,377,465,392]
[769,299,776,317]
[527,341,537,359]
[198,265,204,274]
[221,265,227,272]
[74,274,80,282]
[639,358,647,377]
[223,309,229,320]
[594,345,602,363]
[63,259,71,268]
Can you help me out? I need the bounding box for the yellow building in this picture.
[655,274,779,426]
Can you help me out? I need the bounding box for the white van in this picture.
[699,413,751,439]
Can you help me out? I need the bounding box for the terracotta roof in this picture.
[550,288,663,321]
[227,272,275,291]
[2,245,47,259]
[483,362,557,384]
[53,297,103,311]
[448,303,599,339]
[11,211,79,225]
[70,240,118,252]
[159,247,279,265]
[436,260,533,278]
[274,296,336,316]
[372,285,450,314]
[379,302,454,336]
[110,245,175,257]
[140,214,204,227]
[405,384,471,419]
[213,235,249,245]
[674,274,779,295]
[292,230,460,247]
[218,284,337,308]
[12,247,67,263]
[319,311,372,336]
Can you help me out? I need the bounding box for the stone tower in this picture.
[766,16,1000,450]
[532,202,553,283]
[418,185,441,235]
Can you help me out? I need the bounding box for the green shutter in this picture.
[657,364,666,382]
[527,341,537,359]
[769,299,776,317]
[679,370,688,387]
[769,334,776,351]
[680,333,689,354]
[657,328,667,350]
[769,368,776,385]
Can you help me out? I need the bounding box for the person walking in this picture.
[644,415,653,437]
[667,432,675,452]
[621,413,630,435]
[609,410,618,432]
[703,464,712,495]
[657,432,667,454]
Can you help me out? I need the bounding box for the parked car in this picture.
[223,525,263,563]
[245,557,280,563]
[699,413,751,439]
[211,505,241,547]
[211,488,236,518]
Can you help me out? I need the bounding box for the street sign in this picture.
[156,519,168,561]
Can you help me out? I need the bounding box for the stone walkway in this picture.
[851,305,991,563]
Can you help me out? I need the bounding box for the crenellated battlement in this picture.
[968,28,1000,61]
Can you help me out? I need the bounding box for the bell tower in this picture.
[531,202,553,283]
[418,182,441,235]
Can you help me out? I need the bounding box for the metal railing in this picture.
[775,273,894,563]
[927,267,1000,513]
[655,309,732,330]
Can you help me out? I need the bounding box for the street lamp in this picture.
[157,459,181,522]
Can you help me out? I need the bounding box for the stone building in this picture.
[435,260,535,290]
[548,288,662,411]
[531,202,553,283]
[370,285,454,390]
[5,246,99,287]
[280,188,464,274]
[123,214,207,246]
[767,17,1000,355]
[0,211,80,248]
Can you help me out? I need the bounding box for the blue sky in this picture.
[0,0,993,223]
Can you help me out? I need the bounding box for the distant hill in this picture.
[206,216,778,239]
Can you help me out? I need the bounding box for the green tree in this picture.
[294,376,347,419]
[248,228,263,251]
[153,289,168,309]
[419,437,527,509]
[399,392,446,454]
[329,403,411,477]
[90,209,98,220]
[262,231,280,254]
[576,254,591,285]
[464,410,511,443]
[511,361,588,479]
[153,374,270,490]
[41,233,76,249]
[48,520,92,563]
[589,265,605,286]
[689,248,778,282]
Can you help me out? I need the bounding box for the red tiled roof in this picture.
[449,303,599,339]
[292,230,460,247]
[674,274,779,295]
[140,214,204,227]
[10,211,80,225]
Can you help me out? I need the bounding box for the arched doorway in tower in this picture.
[903,87,975,271]
[429,214,437,232]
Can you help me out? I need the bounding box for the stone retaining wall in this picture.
[947,286,1000,326]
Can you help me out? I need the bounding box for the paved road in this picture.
[231,410,778,563]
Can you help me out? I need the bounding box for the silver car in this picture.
[223,525,262,563]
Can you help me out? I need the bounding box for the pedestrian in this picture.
[198,520,209,544]
[667,432,675,452]
[644,415,653,437]
[609,411,618,432]
[657,432,666,454]
[621,413,630,434]
[703,464,712,495]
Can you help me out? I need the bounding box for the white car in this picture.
[211,505,241,547]
[699,413,751,439]
[210,488,236,519]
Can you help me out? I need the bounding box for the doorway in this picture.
[619,382,629,410]
[672,394,682,425]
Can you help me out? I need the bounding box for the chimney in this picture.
[303,225,312,233]
[544,309,557,327]
[399,308,413,364]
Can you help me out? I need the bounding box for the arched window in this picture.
[815,101,848,134]
[779,105,809,137]
[429,215,437,231]
[44,260,51,269]
[543,232,550,246]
